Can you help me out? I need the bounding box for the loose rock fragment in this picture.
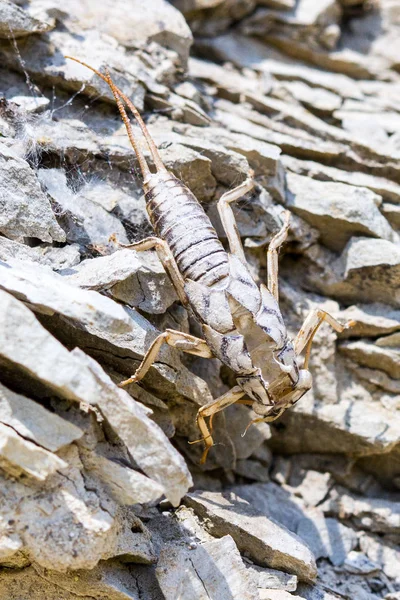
[184,490,317,582]
[0,144,65,243]
[0,0,53,38]
[285,172,396,251]
[62,248,177,314]
[0,381,83,452]
[156,535,259,600]
[0,421,67,480]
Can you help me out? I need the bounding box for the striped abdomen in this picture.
[145,172,229,288]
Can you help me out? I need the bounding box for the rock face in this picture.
[0,0,399,598]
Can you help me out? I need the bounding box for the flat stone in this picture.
[342,551,381,576]
[320,487,400,536]
[233,483,357,565]
[285,173,396,252]
[184,490,317,582]
[0,0,53,38]
[336,304,400,338]
[0,143,65,243]
[62,248,177,314]
[38,168,129,248]
[73,349,192,507]
[32,560,142,599]
[245,562,298,591]
[80,449,164,505]
[0,290,192,505]
[281,80,342,114]
[359,532,400,583]
[0,238,81,271]
[0,381,83,452]
[0,421,67,480]
[339,340,400,380]
[156,535,259,600]
[283,155,400,205]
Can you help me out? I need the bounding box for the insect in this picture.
[67,57,353,463]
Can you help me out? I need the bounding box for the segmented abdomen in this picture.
[145,173,229,287]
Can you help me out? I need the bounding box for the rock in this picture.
[233,482,357,565]
[281,80,342,114]
[0,289,192,505]
[245,562,298,591]
[285,173,396,251]
[32,560,142,599]
[0,237,81,271]
[0,421,67,480]
[241,0,342,53]
[80,449,165,505]
[359,532,400,583]
[0,445,156,571]
[342,551,381,576]
[38,168,129,249]
[283,155,400,205]
[306,237,400,307]
[0,381,83,452]
[73,349,193,507]
[184,490,317,582]
[62,248,177,314]
[156,534,259,599]
[339,340,400,380]
[0,0,53,38]
[335,304,400,338]
[259,592,303,600]
[320,486,400,536]
[0,143,65,243]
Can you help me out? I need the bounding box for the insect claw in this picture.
[119,375,139,387]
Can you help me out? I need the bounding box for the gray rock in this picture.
[184,490,317,582]
[156,534,259,600]
[339,340,400,380]
[0,0,53,38]
[62,248,177,314]
[233,482,357,565]
[0,381,83,452]
[0,238,81,271]
[320,487,400,536]
[0,421,67,480]
[38,168,129,248]
[245,562,298,591]
[0,289,192,505]
[285,172,396,252]
[359,532,400,583]
[283,155,400,205]
[80,449,164,505]
[0,143,65,243]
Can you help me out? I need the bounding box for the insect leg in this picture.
[267,210,290,302]
[190,386,247,464]
[114,235,188,307]
[294,308,354,369]
[119,329,213,387]
[217,176,254,263]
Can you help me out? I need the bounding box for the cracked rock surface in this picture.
[0,0,399,598]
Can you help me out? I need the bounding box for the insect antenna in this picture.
[65,56,167,177]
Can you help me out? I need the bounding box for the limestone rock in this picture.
[0,0,53,38]
[0,421,67,480]
[0,143,65,243]
[184,490,317,582]
[0,381,83,452]
[285,173,396,251]
[62,248,177,314]
[156,534,259,599]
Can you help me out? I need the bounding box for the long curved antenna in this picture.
[65,56,166,175]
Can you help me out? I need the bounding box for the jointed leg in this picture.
[112,235,188,307]
[217,175,254,264]
[119,329,213,387]
[294,308,354,369]
[267,210,290,302]
[190,386,249,464]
